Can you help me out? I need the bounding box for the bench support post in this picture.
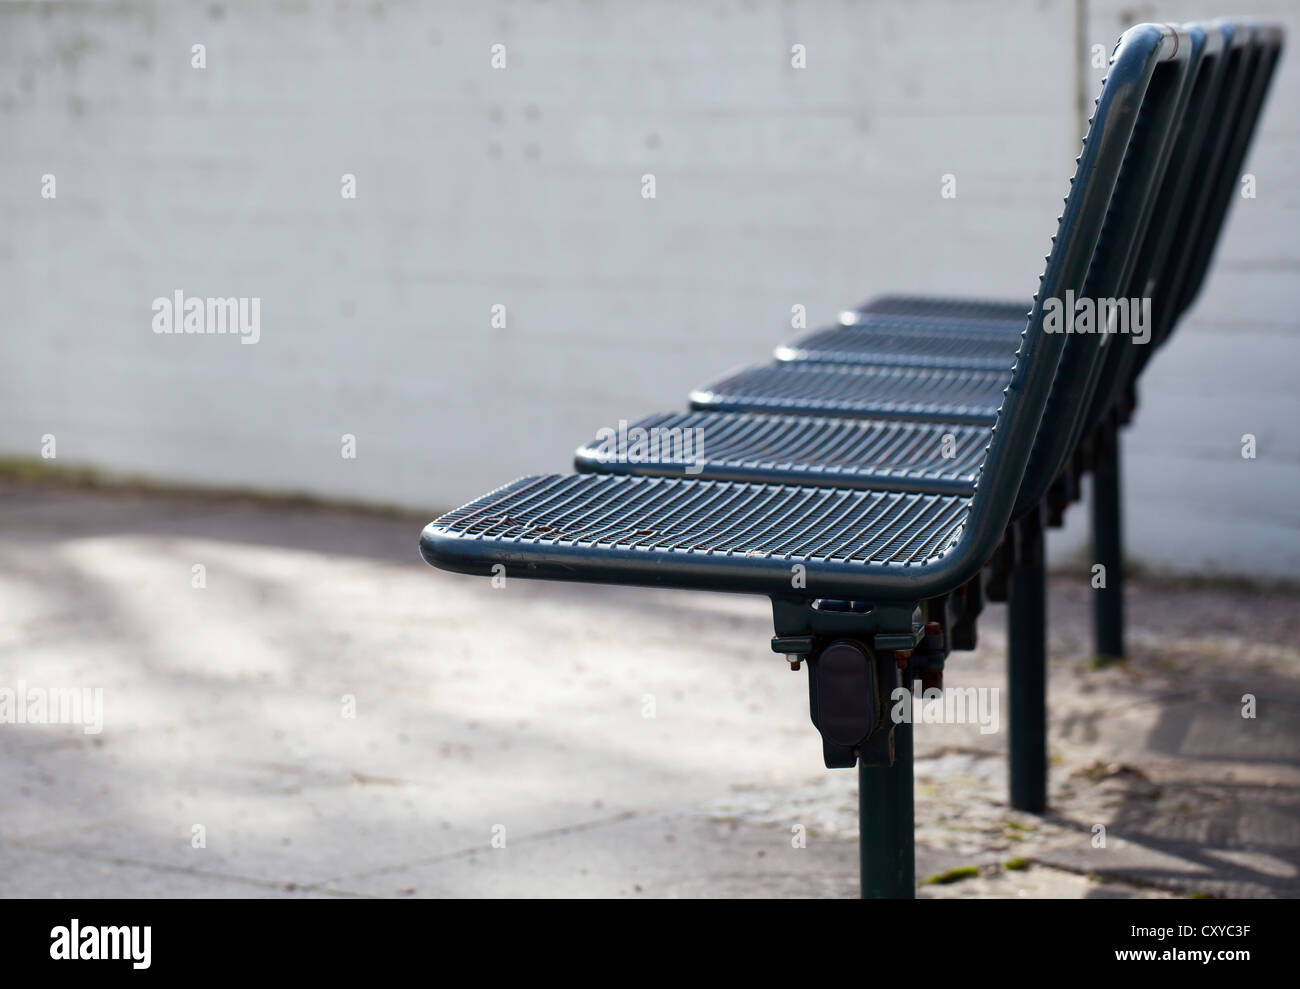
[769,597,923,898]
[859,719,915,898]
[1008,509,1048,813]
[1092,426,1125,662]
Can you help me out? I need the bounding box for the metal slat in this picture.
[855,295,1030,323]
[428,474,970,569]
[575,411,990,494]
[776,323,1021,370]
[690,363,1010,425]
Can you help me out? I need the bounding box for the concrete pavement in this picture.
[1,480,1297,897]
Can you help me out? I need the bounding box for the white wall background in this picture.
[1,0,1297,578]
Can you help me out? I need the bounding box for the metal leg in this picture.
[1093,427,1125,662]
[859,720,915,898]
[1009,510,1048,814]
[771,598,923,898]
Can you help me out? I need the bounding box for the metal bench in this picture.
[622,20,1280,669]
[420,22,1282,897]
[576,16,1213,820]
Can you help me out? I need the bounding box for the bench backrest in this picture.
[1072,22,1236,436]
[1092,21,1281,416]
[946,24,1189,575]
[1164,23,1284,340]
[1058,21,1279,461]
[1016,19,1282,514]
[1007,24,1197,519]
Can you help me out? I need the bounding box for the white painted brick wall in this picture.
[1,0,1296,577]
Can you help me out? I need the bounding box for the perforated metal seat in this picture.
[855,295,1029,324]
[775,322,1020,370]
[690,362,1011,424]
[422,473,972,599]
[574,411,989,495]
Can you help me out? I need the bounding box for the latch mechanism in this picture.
[769,596,933,769]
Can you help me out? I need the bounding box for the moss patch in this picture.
[923,865,980,885]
